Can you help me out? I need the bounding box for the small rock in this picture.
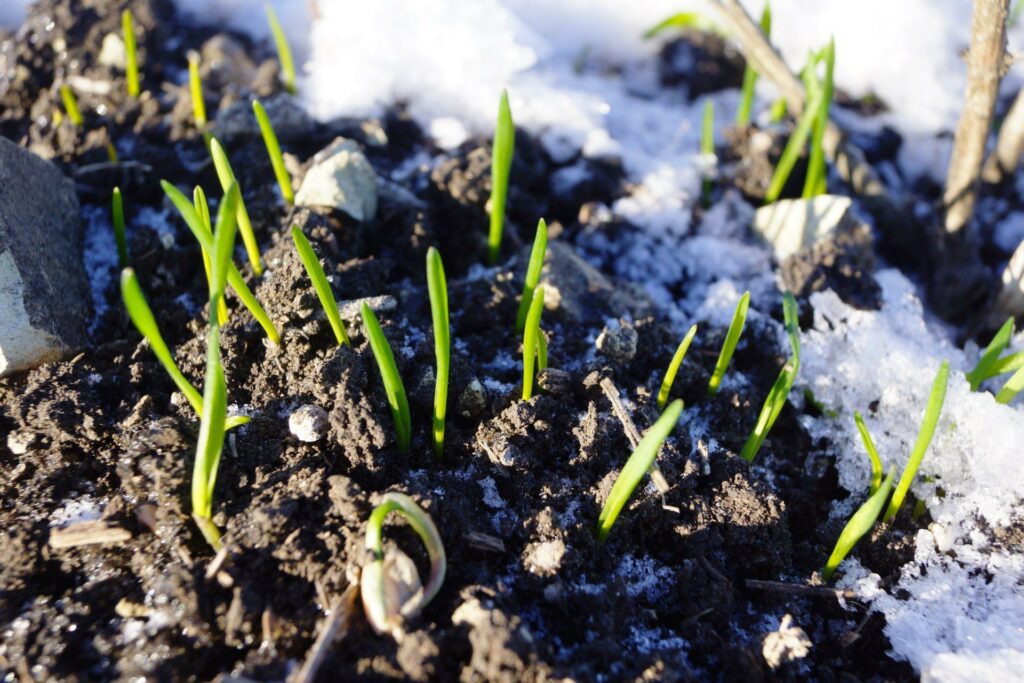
[458,378,488,418]
[295,137,378,222]
[201,35,258,89]
[211,94,311,144]
[98,33,126,69]
[289,404,329,443]
[541,242,652,326]
[6,430,34,455]
[596,320,637,365]
[337,294,396,322]
[752,194,857,260]
[0,137,90,376]
[523,539,566,576]
[537,368,572,395]
[762,614,812,669]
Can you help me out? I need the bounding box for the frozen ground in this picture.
[5,0,1024,679]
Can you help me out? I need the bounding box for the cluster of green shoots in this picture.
[822,361,949,581]
[965,317,1024,403]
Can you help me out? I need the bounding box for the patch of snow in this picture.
[478,476,506,509]
[50,497,103,528]
[615,554,674,601]
[82,206,119,335]
[994,212,1024,253]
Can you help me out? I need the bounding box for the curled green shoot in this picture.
[265,3,297,95]
[361,492,446,637]
[521,284,546,400]
[362,304,411,453]
[708,291,750,395]
[966,317,1014,390]
[597,399,684,542]
[194,186,229,326]
[701,99,715,207]
[291,225,350,347]
[122,9,140,98]
[161,180,280,343]
[740,357,797,462]
[59,84,83,126]
[209,137,263,275]
[854,411,884,495]
[657,323,698,410]
[426,247,450,458]
[515,218,548,334]
[764,85,826,203]
[802,38,834,199]
[488,89,514,265]
[882,360,950,523]
[112,187,128,267]
[822,465,895,582]
[253,99,294,205]
[736,3,771,126]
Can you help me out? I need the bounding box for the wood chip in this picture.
[48,520,131,549]
[465,531,506,553]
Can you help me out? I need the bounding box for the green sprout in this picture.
[764,83,826,203]
[488,89,514,265]
[521,284,546,400]
[882,360,950,523]
[361,492,446,637]
[515,218,548,334]
[112,186,128,267]
[701,99,715,207]
[782,290,800,359]
[657,323,698,410]
[253,99,294,205]
[291,225,350,347]
[122,9,140,98]
[537,330,548,371]
[597,399,684,542]
[362,304,411,453]
[426,247,450,458]
[209,137,263,275]
[996,366,1024,404]
[708,291,750,394]
[736,3,771,126]
[161,180,280,344]
[769,97,787,123]
[188,51,210,145]
[821,465,895,582]
[194,186,229,326]
[59,84,83,126]
[739,358,797,462]
[802,39,835,199]
[643,12,723,39]
[265,3,297,95]
[854,411,884,495]
[191,179,242,549]
[966,317,1014,390]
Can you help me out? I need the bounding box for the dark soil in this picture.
[1,3,922,681]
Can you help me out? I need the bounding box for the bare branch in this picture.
[982,86,1024,184]
[987,239,1024,326]
[943,0,1010,234]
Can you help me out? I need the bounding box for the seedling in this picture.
[854,411,884,495]
[265,3,297,95]
[210,137,263,275]
[292,225,350,346]
[161,180,280,343]
[966,317,1014,390]
[122,9,140,98]
[736,3,771,126]
[821,465,895,581]
[488,89,514,265]
[515,218,548,334]
[597,399,684,542]
[701,100,715,206]
[802,39,834,199]
[708,291,750,394]
[188,51,210,144]
[59,84,83,126]
[764,84,826,203]
[426,247,450,458]
[882,360,949,523]
[782,290,800,361]
[996,366,1024,404]
[361,492,446,637]
[253,99,294,205]
[643,12,723,39]
[521,284,546,400]
[191,181,241,548]
[537,329,548,371]
[362,304,411,453]
[739,357,797,462]
[194,186,229,325]
[657,324,698,410]
[769,98,787,123]
[112,187,128,267]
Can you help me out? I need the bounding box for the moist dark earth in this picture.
[2,1,980,681]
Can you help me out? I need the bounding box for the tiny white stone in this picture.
[289,404,329,443]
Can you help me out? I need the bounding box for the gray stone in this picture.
[211,94,311,144]
[0,137,90,376]
[539,242,652,326]
[200,35,258,89]
[295,137,378,222]
[596,320,638,365]
[751,194,857,260]
[458,378,488,418]
[288,404,329,443]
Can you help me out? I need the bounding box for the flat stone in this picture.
[539,242,652,326]
[295,137,378,222]
[289,404,329,443]
[752,194,857,260]
[0,137,90,376]
[211,93,311,144]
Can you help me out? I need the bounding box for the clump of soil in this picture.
[1,2,918,681]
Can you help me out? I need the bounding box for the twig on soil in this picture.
[290,583,359,683]
[598,377,673,499]
[943,0,1010,234]
[48,520,131,548]
[745,579,856,601]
